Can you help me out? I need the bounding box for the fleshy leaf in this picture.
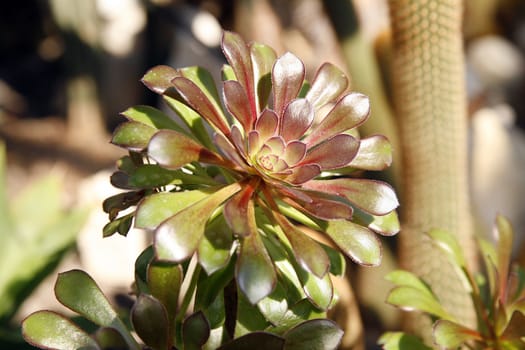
[224,183,257,237]
[128,164,182,188]
[224,80,255,132]
[141,65,178,95]
[218,332,285,350]
[250,43,277,113]
[283,319,343,350]
[22,311,100,350]
[121,105,186,132]
[300,134,359,170]
[386,286,454,321]
[155,182,241,262]
[378,332,432,350]
[236,228,276,304]
[178,66,225,119]
[147,261,182,321]
[54,270,138,349]
[284,164,321,185]
[325,220,382,266]
[148,129,223,169]
[427,229,467,269]
[300,269,334,310]
[279,98,314,142]
[386,270,435,299]
[305,93,369,146]
[135,190,212,230]
[305,63,348,110]
[111,121,156,151]
[255,109,279,141]
[272,52,305,117]
[198,215,234,275]
[172,76,230,135]
[303,178,399,215]
[295,195,353,221]
[348,135,392,171]
[433,320,482,349]
[93,327,128,350]
[495,215,513,299]
[368,211,400,236]
[131,294,170,350]
[182,311,210,350]
[257,282,288,325]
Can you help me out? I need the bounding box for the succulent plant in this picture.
[107,31,399,305]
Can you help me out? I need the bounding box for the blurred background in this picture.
[1,0,524,348]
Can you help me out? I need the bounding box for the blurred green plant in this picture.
[0,143,88,348]
[381,215,525,350]
[22,31,399,349]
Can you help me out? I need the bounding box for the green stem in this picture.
[174,261,201,348]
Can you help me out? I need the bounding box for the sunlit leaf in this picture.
[428,229,467,269]
[433,320,482,349]
[147,261,182,321]
[121,105,186,132]
[348,135,392,171]
[111,121,156,151]
[368,211,400,236]
[279,99,313,142]
[378,332,432,350]
[305,63,348,110]
[224,80,255,132]
[325,220,382,266]
[386,286,454,321]
[141,65,178,95]
[257,282,288,325]
[54,270,139,349]
[301,134,359,170]
[155,182,241,262]
[22,311,100,350]
[495,215,513,299]
[386,270,435,299]
[224,183,257,237]
[272,52,305,117]
[283,319,343,350]
[300,269,333,310]
[198,215,234,275]
[250,43,276,113]
[131,294,170,350]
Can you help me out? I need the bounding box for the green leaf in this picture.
[386,270,435,299]
[386,286,454,321]
[433,320,482,349]
[121,105,187,132]
[325,220,382,266]
[111,121,156,151]
[141,65,179,95]
[22,311,100,350]
[54,270,139,350]
[283,319,343,350]
[235,292,270,337]
[135,189,212,230]
[198,215,234,275]
[155,182,241,262]
[257,282,288,325]
[93,327,128,350]
[427,229,467,269]
[250,43,276,113]
[368,210,400,236]
[299,268,333,311]
[128,164,183,188]
[135,245,155,294]
[131,294,170,350]
[218,332,285,350]
[195,259,235,312]
[147,261,182,321]
[182,311,210,350]
[495,215,514,298]
[236,231,276,304]
[378,332,432,350]
[0,143,12,237]
[322,243,346,277]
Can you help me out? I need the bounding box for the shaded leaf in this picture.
[198,215,234,275]
[250,43,276,113]
[121,105,186,132]
[235,292,271,337]
[131,294,170,350]
[147,262,182,321]
[495,215,513,299]
[148,129,223,169]
[224,80,255,132]
[93,327,128,350]
[155,182,241,262]
[386,286,454,321]
[433,320,482,349]
[325,220,382,266]
[128,164,183,188]
[378,332,432,350]
[183,311,210,350]
[135,189,212,230]
[283,319,343,350]
[218,332,285,350]
[22,311,100,350]
[54,270,138,349]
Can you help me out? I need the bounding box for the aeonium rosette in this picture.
[106,31,399,306]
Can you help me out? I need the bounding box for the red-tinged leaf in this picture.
[248,130,262,156]
[501,311,525,342]
[265,136,286,154]
[433,320,482,349]
[284,164,321,185]
[224,80,255,132]
[250,43,277,113]
[275,184,313,203]
[141,65,179,95]
[348,135,392,171]
[495,215,513,301]
[255,109,279,140]
[224,182,257,237]
[282,141,307,166]
[214,132,248,170]
[283,319,343,350]
[22,311,100,350]
[237,228,277,304]
[121,105,186,132]
[279,98,314,142]
[131,294,170,350]
[303,179,399,215]
[231,124,247,157]
[272,52,305,117]
[155,182,242,262]
[301,134,359,170]
[222,31,257,114]
[111,121,156,151]
[305,63,348,110]
[172,76,230,135]
[325,220,382,266]
[305,93,370,146]
[299,196,353,221]
[275,215,330,278]
[148,130,223,169]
